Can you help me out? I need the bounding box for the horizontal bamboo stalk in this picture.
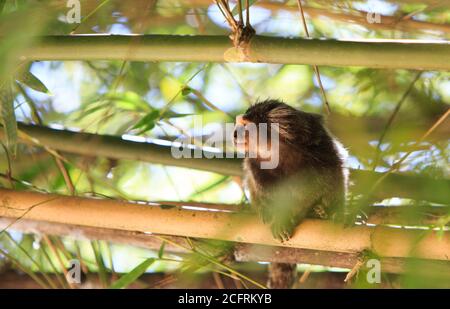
[17,35,450,70]
[2,217,448,274]
[0,269,357,289]
[234,244,450,276]
[14,122,241,176]
[0,189,448,260]
[2,123,449,204]
[123,202,450,226]
[0,217,188,254]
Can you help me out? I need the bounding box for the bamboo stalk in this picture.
[234,244,450,275]
[0,269,362,289]
[2,123,448,204]
[1,217,448,274]
[0,218,188,253]
[17,35,450,70]
[0,189,448,260]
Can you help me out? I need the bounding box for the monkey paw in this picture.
[270,222,295,243]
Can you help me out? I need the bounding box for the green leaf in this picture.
[0,81,17,156]
[110,258,155,289]
[181,86,192,96]
[91,241,109,287]
[131,109,160,134]
[189,176,229,199]
[0,0,6,15]
[105,91,152,112]
[158,242,166,259]
[75,101,110,120]
[16,69,50,94]
[231,0,258,16]
[161,111,193,119]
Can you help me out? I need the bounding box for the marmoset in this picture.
[234,100,348,288]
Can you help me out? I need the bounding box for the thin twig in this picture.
[158,64,208,120]
[344,259,365,283]
[0,248,50,289]
[237,0,243,25]
[1,232,58,289]
[16,83,76,195]
[299,268,311,284]
[43,235,75,289]
[213,272,225,289]
[189,87,233,120]
[246,0,250,26]
[0,196,60,235]
[40,241,69,289]
[296,0,331,115]
[70,0,111,34]
[372,72,422,169]
[370,108,450,194]
[152,235,267,289]
[0,142,14,189]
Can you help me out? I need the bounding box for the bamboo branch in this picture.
[183,0,450,35]
[234,244,450,276]
[1,217,448,275]
[0,269,367,289]
[257,2,450,34]
[16,35,450,70]
[0,189,448,261]
[0,218,188,253]
[1,123,449,204]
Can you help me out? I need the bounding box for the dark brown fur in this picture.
[237,100,348,288]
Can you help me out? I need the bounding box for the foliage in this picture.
[0,0,449,289]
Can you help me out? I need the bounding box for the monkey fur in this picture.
[234,100,348,288]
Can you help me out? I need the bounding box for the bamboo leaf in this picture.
[16,69,50,94]
[110,258,155,289]
[0,247,50,289]
[75,101,110,120]
[131,110,160,134]
[181,86,192,96]
[0,0,6,14]
[105,92,151,112]
[0,81,17,156]
[91,241,109,287]
[188,176,229,199]
[161,111,193,119]
[158,242,166,259]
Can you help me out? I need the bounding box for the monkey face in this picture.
[233,114,278,162]
[234,100,286,156]
[233,115,251,154]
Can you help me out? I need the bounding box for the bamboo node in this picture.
[224,24,256,62]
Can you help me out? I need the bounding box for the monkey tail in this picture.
[267,263,297,289]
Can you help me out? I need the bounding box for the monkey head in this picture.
[234,100,324,159]
[234,100,327,152]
